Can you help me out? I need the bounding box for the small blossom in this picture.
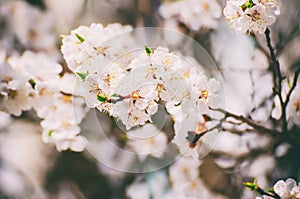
[127,124,168,160]
[273,178,300,199]
[0,63,34,116]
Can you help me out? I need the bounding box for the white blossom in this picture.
[0,1,56,51]
[61,23,132,73]
[255,196,273,199]
[169,156,201,184]
[7,51,62,84]
[40,93,87,152]
[159,0,222,31]
[0,63,34,116]
[127,124,168,159]
[111,85,159,130]
[169,156,225,198]
[126,182,151,199]
[3,50,88,152]
[0,111,11,129]
[224,0,280,34]
[265,178,300,199]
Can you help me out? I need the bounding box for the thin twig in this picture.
[284,67,300,106]
[276,25,300,56]
[186,123,222,148]
[251,34,269,58]
[265,28,287,133]
[212,108,278,136]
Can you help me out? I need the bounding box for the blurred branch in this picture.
[276,25,300,56]
[284,66,300,106]
[212,108,278,136]
[134,0,158,27]
[221,127,253,135]
[250,95,274,114]
[251,35,269,58]
[265,28,287,133]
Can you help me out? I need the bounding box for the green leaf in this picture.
[144,45,153,56]
[97,94,107,102]
[110,93,117,97]
[75,33,85,43]
[76,72,88,80]
[48,130,53,137]
[28,79,36,89]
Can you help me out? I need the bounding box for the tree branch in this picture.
[276,25,300,56]
[265,28,287,133]
[284,67,300,106]
[211,108,278,136]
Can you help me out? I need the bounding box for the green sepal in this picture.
[75,33,85,43]
[243,180,258,191]
[110,93,117,97]
[144,45,153,56]
[76,72,88,80]
[97,94,107,102]
[28,79,36,89]
[267,187,275,194]
[59,35,67,39]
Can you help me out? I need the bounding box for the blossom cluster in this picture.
[61,23,223,159]
[159,0,222,31]
[0,1,57,54]
[224,0,280,34]
[0,51,87,151]
[169,157,224,198]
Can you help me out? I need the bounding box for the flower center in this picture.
[63,95,72,103]
[8,89,17,99]
[89,84,102,95]
[131,90,142,100]
[2,75,12,83]
[295,100,300,112]
[197,122,207,134]
[202,2,210,11]
[199,89,209,100]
